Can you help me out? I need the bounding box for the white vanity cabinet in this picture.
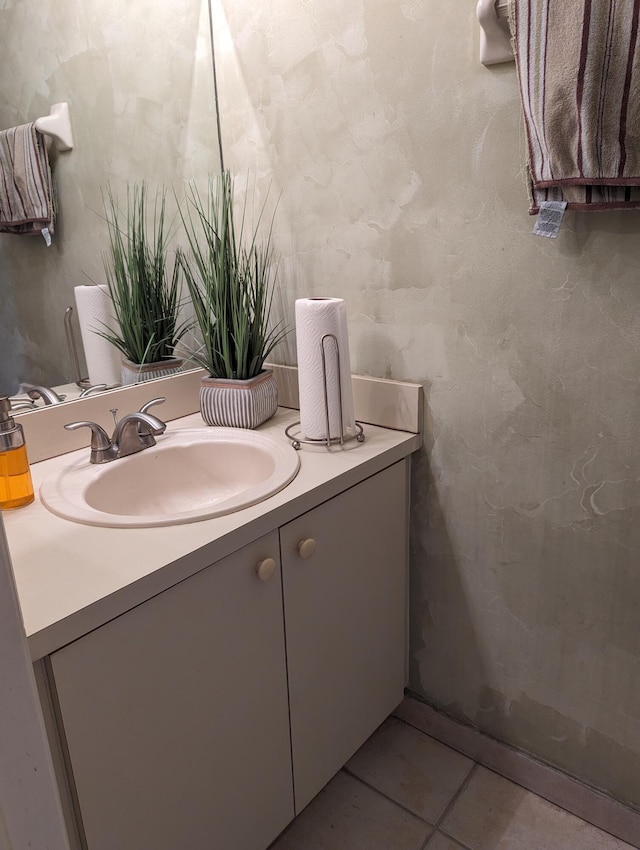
[280,459,408,813]
[45,460,409,850]
[49,531,293,850]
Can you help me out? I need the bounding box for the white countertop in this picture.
[5,408,420,661]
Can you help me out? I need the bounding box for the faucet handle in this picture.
[78,383,108,398]
[27,386,67,405]
[137,398,166,447]
[9,398,37,410]
[64,420,116,464]
[139,397,166,415]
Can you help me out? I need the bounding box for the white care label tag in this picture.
[533,201,567,238]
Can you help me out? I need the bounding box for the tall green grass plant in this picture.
[98,183,188,366]
[178,172,288,381]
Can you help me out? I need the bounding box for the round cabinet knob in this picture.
[256,557,277,582]
[297,538,317,560]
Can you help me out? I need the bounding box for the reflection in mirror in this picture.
[0,0,221,401]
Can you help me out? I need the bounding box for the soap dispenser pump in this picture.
[0,396,35,509]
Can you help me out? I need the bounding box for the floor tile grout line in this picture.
[432,761,480,831]
[393,705,640,849]
[440,827,479,850]
[418,826,436,850]
[417,822,477,850]
[383,712,481,830]
[390,711,484,813]
[340,767,436,829]
[391,710,476,765]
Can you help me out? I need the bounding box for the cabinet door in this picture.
[281,460,408,813]
[49,531,293,850]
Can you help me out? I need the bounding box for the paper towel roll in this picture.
[295,297,356,440]
[74,285,121,387]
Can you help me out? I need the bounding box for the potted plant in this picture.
[98,183,188,385]
[178,171,288,428]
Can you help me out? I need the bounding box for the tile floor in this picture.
[269,715,637,850]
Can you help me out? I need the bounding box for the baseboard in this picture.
[394,695,640,848]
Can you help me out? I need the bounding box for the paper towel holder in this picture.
[285,334,366,449]
[64,307,91,388]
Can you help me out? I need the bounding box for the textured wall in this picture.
[212,0,640,809]
[0,0,220,391]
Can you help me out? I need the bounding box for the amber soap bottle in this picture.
[0,396,35,510]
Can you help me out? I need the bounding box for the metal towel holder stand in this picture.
[285,334,365,450]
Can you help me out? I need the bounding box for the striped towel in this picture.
[510,0,640,213]
[0,123,55,239]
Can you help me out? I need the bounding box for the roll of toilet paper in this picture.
[74,285,121,387]
[295,297,356,441]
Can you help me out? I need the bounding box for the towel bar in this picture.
[34,103,74,152]
[477,0,513,66]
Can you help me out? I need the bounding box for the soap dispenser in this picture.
[0,396,35,509]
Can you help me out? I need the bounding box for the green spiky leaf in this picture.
[97,183,188,366]
[177,172,289,381]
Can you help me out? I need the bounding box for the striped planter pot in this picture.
[121,357,184,386]
[200,369,278,429]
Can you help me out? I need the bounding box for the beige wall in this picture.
[0,0,220,391]
[213,0,640,809]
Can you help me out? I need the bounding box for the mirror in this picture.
[0,0,221,401]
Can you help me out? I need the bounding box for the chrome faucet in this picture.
[25,385,67,405]
[65,401,167,464]
[111,412,166,458]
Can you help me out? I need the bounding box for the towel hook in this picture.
[34,102,74,152]
[477,0,514,66]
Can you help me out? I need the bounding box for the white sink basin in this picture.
[40,428,300,527]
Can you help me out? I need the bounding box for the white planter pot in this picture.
[200,369,278,429]
[120,357,184,386]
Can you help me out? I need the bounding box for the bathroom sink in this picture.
[39,428,300,527]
